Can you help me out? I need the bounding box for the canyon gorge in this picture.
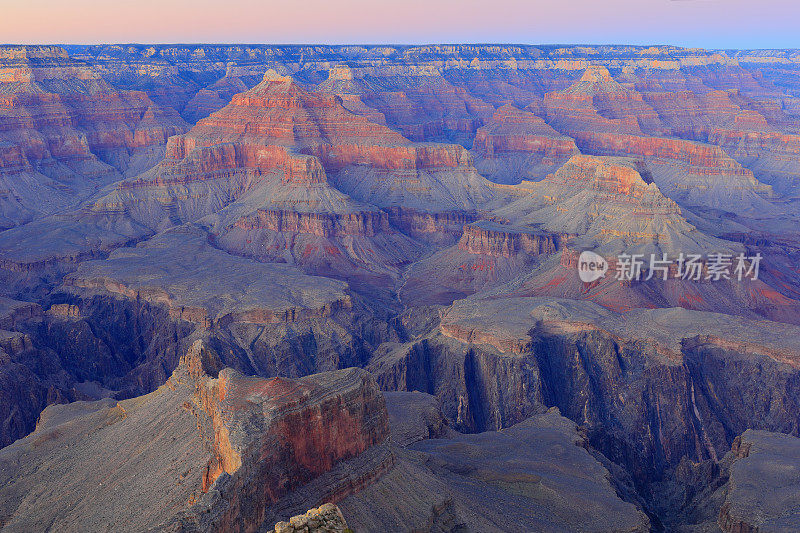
[1,43,800,532]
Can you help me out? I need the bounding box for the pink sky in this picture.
[1,0,797,48]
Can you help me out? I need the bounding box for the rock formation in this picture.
[0,340,389,532]
[271,503,350,533]
[717,430,800,531]
[338,396,650,531]
[572,131,776,214]
[472,104,579,184]
[370,295,800,482]
[0,46,187,229]
[544,66,664,135]
[495,154,723,254]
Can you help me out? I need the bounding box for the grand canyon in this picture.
[1,42,800,532]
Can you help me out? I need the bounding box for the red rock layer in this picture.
[120,71,477,199]
[1,66,186,173]
[457,223,561,258]
[573,131,760,180]
[473,111,577,158]
[547,154,683,209]
[169,73,473,171]
[0,46,188,227]
[175,341,390,531]
[710,127,800,158]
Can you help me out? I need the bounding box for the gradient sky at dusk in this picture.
[1,0,797,49]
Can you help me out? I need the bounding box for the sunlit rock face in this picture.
[495,154,707,253]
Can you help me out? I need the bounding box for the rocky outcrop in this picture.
[544,66,663,136]
[338,401,650,532]
[0,298,41,330]
[572,131,776,213]
[0,340,390,532]
[399,226,557,306]
[174,342,390,532]
[387,206,479,243]
[382,391,451,446]
[271,503,349,533]
[494,154,724,255]
[371,298,800,483]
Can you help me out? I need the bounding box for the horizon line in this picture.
[3,42,799,52]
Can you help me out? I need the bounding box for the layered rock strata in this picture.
[370,297,800,482]
[471,104,579,184]
[0,340,390,532]
[0,46,187,229]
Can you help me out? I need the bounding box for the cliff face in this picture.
[716,430,800,532]
[457,221,561,258]
[0,340,391,533]
[371,298,800,483]
[175,342,390,532]
[231,209,392,238]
